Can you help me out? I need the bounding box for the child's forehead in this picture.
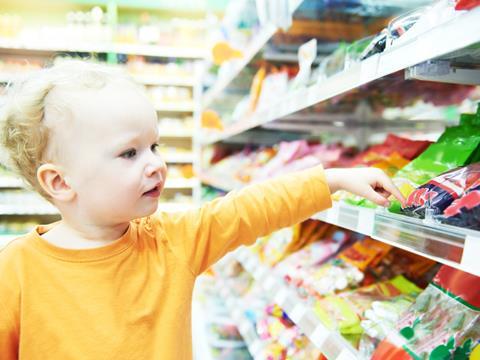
[45,81,157,147]
[62,82,156,126]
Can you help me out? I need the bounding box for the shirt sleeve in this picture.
[154,165,332,275]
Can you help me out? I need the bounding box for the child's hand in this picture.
[325,167,405,207]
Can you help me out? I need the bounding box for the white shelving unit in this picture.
[202,0,304,109]
[0,39,206,59]
[0,204,59,216]
[217,280,266,359]
[155,102,196,113]
[200,176,480,277]
[0,177,25,188]
[162,152,196,164]
[158,128,194,138]
[0,73,196,88]
[201,7,480,145]
[131,75,196,87]
[312,202,480,277]
[202,24,277,108]
[164,178,200,189]
[199,7,480,356]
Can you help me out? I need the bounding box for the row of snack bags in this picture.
[244,219,479,359]
[205,260,322,360]
[388,104,480,230]
[205,103,480,232]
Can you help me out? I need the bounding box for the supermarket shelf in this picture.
[217,282,266,359]
[199,172,480,276]
[202,0,304,109]
[0,72,196,87]
[131,75,196,87]
[405,65,480,86]
[236,248,359,360]
[158,128,194,138]
[311,202,480,277]
[192,299,215,360]
[154,102,195,112]
[0,177,25,188]
[201,7,480,145]
[162,153,195,163]
[164,178,199,189]
[0,39,207,59]
[199,173,241,192]
[202,24,276,108]
[0,204,59,215]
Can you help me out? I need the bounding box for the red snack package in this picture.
[442,178,480,230]
[455,0,480,10]
[403,163,480,218]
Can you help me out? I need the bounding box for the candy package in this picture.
[402,163,480,218]
[389,104,480,214]
[256,303,321,360]
[254,227,295,266]
[372,265,480,360]
[276,227,355,298]
[455,0,480,10]
[441,178,480,230]
[314,275,421,337]
[338,238,392,272]
[335,134,431,207]
[366,248,438,288]
[359,297,415,359]
[302,259,365,297]
[275,225,352,274]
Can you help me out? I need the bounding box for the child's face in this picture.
[52,81,167,224]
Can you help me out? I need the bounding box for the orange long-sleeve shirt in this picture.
[0,166,331,360]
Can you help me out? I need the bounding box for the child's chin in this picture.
[139,203,159,217]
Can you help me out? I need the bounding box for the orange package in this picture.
[338,238,392,271]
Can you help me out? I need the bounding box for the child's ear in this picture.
[37,163,75,202]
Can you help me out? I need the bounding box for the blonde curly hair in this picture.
[0,59,135,199]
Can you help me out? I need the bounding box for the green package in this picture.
[388,104,480,213]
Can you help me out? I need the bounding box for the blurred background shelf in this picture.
[163,153,195,164]
[201,7,480,145]
[164,178,199,189]
[236,247,360,360]
[0,39,206,58]
[0,177,25,188]
[154,102,195,113]
[217,280,266,359]
[0,204,60,216]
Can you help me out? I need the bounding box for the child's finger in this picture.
[378,175,405,205]
[364,186,391,207]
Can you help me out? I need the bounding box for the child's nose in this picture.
[146,155,167,177]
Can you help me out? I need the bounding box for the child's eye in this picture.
[151,143,160,153]
[119,148,137,159]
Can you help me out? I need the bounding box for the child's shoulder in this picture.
[0,232,36,266]
[0,234,33,299]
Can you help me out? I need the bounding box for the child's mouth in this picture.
[143,185,161,198]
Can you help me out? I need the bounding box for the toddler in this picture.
[0,60,403,360]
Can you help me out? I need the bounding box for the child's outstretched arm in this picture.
[155,165,403,276]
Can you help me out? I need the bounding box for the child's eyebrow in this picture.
[111,132,160,150]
